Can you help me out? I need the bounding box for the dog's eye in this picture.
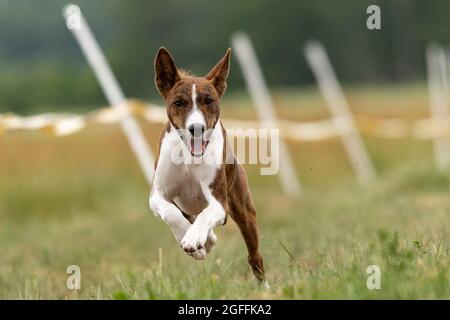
[174,100,183,107]
[205,98,213,105]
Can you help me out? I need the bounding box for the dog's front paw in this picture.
[180,226,208,254]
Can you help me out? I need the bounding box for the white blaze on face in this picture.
[185,84,206,128]
[185,84,207,156]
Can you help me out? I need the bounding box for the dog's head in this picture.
[154,47,231,157]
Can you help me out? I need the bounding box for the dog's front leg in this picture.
[150,187,211,260]
[149,188,191,243]
[180,184,225,254]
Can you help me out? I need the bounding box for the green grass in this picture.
[0,84,449,299]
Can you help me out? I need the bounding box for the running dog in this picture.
[149,47,265,281]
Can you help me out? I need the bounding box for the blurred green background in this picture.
[1,0,450,113]
[1,0,450,299]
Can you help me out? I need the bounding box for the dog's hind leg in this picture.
[228,167,265,282]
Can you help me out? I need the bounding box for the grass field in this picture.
[0,84,449,299]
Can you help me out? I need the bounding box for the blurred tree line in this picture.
[1,0,450,113]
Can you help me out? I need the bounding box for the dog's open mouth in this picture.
[174,126,211,158]
[189,137,209,157]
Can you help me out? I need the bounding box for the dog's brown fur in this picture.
[153,47,265,281]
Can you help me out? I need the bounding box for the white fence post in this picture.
[63,4,155,185]
[304,40,376,184]
[426,42,449,172]
[231,32,302,195]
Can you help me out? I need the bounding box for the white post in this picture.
[63,4,155,185]
[426,42,449,172]
[304,40,376,184]
[231,32,302,195]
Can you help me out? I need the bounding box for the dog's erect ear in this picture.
[205,48,231,97]
[154,47,180,97]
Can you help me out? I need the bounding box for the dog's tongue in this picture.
[190,138,206,154]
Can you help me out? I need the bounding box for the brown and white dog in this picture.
[149,47,265,281]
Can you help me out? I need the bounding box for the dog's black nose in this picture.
[188,123,205,137]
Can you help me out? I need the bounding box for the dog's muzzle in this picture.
[175,123,211,158]
[187,123,209,157]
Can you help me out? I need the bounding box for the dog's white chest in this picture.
[153,122,224,216]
